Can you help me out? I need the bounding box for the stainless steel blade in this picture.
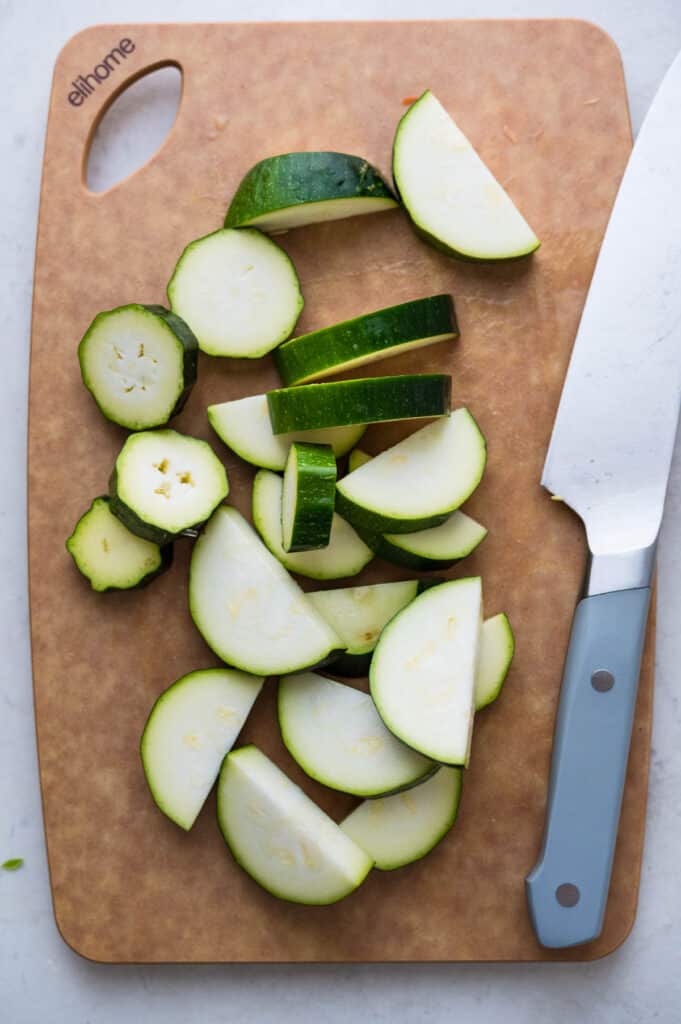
[542,50,681,585]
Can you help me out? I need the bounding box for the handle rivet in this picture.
[555,883,580,907]
[591,669,615,692]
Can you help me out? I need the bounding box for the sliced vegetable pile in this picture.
[67,89,533,904]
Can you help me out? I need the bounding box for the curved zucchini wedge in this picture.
[208,393,366,471]
[266,374,451,433]
[141,668,263,830]
[341,766,463,870]
[370,577,483,765]
[282,442,336,552]
[217,745,373,905]
[347,447,373,473]
[336,408,486,535]
[393,91,540,261]
[279,672,435,798]
[189,506,342,675]
[167,228,303,358]
[253,469,373,581]
[224,152,398,232]
[66,496,172,591]
[274,295,457,385]
[475,613,515,710]
[109,429,229,545]
[78,304,198,430]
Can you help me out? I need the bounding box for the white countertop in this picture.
[2,1,681,1021]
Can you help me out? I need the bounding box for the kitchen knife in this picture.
[525,49,681,949]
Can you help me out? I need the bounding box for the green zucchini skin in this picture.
[282,443,337,552]
[334,494,448,537]
[267,375,451,433]
[78,304,198,430]
[225,152,398,229]
[108,467,175,546]
[66,495,173,591]
[274,295,458,386]
[353,523,486,571]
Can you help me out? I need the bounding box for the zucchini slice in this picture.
[278,672,435,798]
[167,228,303,358]
[274,295,457,385]
[340,766,463,870]
[475,613,515,710]
[109,429,229,545]
[336,408,486,535]
[267,374,451,433]
[370,577,483,765]
[217,745,373,905]
[208,393,366,471]
[66,496,172,592]
[393,91,540,261]
[306,579,421,676]
[252,469,373,580]
[282,443,336,552]
[78,304,198,430]
[224,152,398,231]
[189,506,342,675]
[141,668,263,831]
[347,447,372,473]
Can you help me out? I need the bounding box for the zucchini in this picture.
[340,766,463,871]
[307,579,422,676]
[78,304,198,430]
[370,577,483,765]
[66,496,172,592]
[282,443,336,552]
[267,374,451,433]
[224,152,398,232]
[109,429,229,545]
[278,672,435,798]
[475,613,515,710]
[141,668,263,831]
[393,91,540,261]
[336,408,486,535]
[252,469,373,580]
[217,745,373,905]
[274,295,457,385]
[189,506,342,675]
[347,447,372,473]
[167,228,303,358]
[208,393,366,471]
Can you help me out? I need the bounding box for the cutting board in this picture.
[28,20,652,963]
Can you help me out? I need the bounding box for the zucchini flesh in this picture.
[282,443,336,552]
[274,295,458,385]
[393,91,540,261]
[109,429,229,545]
[253,469,373,581]
[307,580,419,676]
[208,393,366,471]
[475,613,515,710]
[217,745,373,905]
[347,447,372,473]
[141,668,263,830]
[167,228,303,358]
[278,672,435,798]
[336,408,486,534]
[189,506,342,675]
[370,578,483,765]
[224,152,398,231]
[340,766,463,870]
[78,304,198,430]
[66,496,171,591]
[267,374,451,433]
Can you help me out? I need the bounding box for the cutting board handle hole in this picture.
[85,64,182,194]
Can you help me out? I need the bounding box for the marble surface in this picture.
[2,1,681,1020]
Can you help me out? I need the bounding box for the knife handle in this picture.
[525,586,650,948]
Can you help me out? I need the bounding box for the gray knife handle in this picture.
[525,586,650,948]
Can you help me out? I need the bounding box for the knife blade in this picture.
[525,49,681,949]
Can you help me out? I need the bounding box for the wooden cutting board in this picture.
[28,20,652,963]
